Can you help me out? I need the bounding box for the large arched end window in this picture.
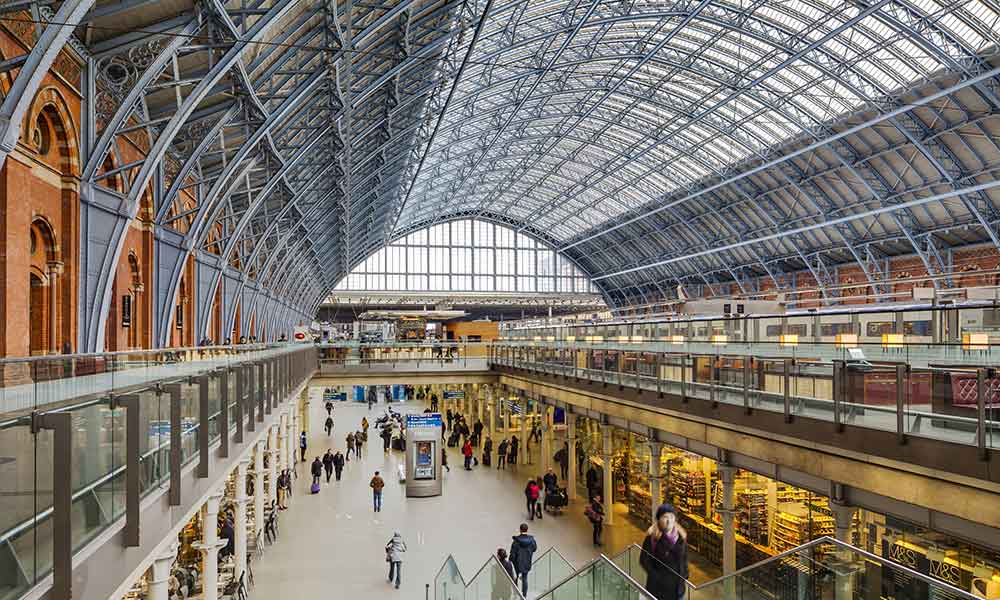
[335,220,596,293]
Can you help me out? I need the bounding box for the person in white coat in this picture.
[385,532,407,589]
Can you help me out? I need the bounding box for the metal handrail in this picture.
[0,403,235,545]
[432,553,526,600]
[0,343,288,365]
[616,537,979,599]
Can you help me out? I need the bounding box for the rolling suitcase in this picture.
[310,482,320,494]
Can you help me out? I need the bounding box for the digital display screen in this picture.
[414,441,435,480]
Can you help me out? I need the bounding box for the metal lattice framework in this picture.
[4,0,1000,346]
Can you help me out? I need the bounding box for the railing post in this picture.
[259,362,270,416]
[656,352,663,398]
[111,394,141,547]
[833,360,844,432]
[783,359,792,423]
[681,354,689,402]
[896,364,907,445]
[977,368,987,459]
[234,366,244,444]
[166,383,182,505]
[198,375,210,478]
[743,356,751,414]
[219,369,229,458]
[32,411,72,600]
[247,364,258,430]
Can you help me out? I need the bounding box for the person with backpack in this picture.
[586,493,606,547]
[496,548,515,599]
[524,480,541,520]
[362,417,369,437]
[325,415,334,436]
[355,429,364,456]
[385,532,407,589]
[345,431,355,460]
[640,504,689,600]
[322,450,334,482]
[482,436,493,467]
[299,431,308,462]
[509,523,537,597]
[462,439,474,470]
[370,471,385,512]
[333,450,345,481]
[311,456,323,486]
[496,438,508,470]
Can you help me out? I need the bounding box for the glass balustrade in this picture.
[434,554,523,600]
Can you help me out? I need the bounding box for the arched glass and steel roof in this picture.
[9,0,1000,331]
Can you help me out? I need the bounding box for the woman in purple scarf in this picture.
[640,503,689,600]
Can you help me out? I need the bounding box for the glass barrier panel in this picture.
[434,555,463,600]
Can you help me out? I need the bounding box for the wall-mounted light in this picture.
[881,333,904,349]
[779,334,798,347]
[962,332,988,351]
[835,334,858,349]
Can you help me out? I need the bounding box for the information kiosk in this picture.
[405,413,443,497]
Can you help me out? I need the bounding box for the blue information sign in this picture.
[443,390,465,400]
[406,414,443,429]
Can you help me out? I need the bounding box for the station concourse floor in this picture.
[252,397,716,599]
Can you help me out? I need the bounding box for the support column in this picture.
[831,501,858,600]
[147,542,178,600]
[234,458,250,583]
[540,404,553,474]
[718,464,737,575]
[601,426,614,525]
[517,397,528,465]
[194,493,226,600]
[253,441,265,539]
[277,415,286,475]
[47,261,62,353]
[567,416,577,501]
[267,427,277,507]
[487,387,496,442]
[648,441,664,521]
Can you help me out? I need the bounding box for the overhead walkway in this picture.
[0,345,316,600]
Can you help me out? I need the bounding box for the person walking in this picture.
[524,480,540,521]
[362,417,369,437]
[473,419,484,446]
[555,442,569,480]
[441,446,450,472]
[355,429,364,456]
[482,436,493,467]
[370,471,385,512]
[311,456,323,486]
[385,532,407,589]
[299,431,308,462]
[325,400,334,416]
[367,390,374,411]
[276,470,288,509]
[497,438,508,470]
[640,504,689,600]
[325,415,334,436]
[497,547,515,587]
[508,436,519,467]
[333,450,345,481]
[509,523,537,598]
[345,431,355,460]
[381,426,392,452]
[462,439,474,470]
[586,494,606,546]
[322,450,334,482]
[586,464,600,501]
[542,468,558,512]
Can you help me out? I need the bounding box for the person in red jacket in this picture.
[462,439,474,470]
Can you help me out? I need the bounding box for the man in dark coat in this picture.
[332,451,345,481]
[322,450,334,482]
[640,504,689,600]
[509,523,537,598]
[310,457,323,486]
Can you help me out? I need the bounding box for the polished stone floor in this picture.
[252,393,711,599]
